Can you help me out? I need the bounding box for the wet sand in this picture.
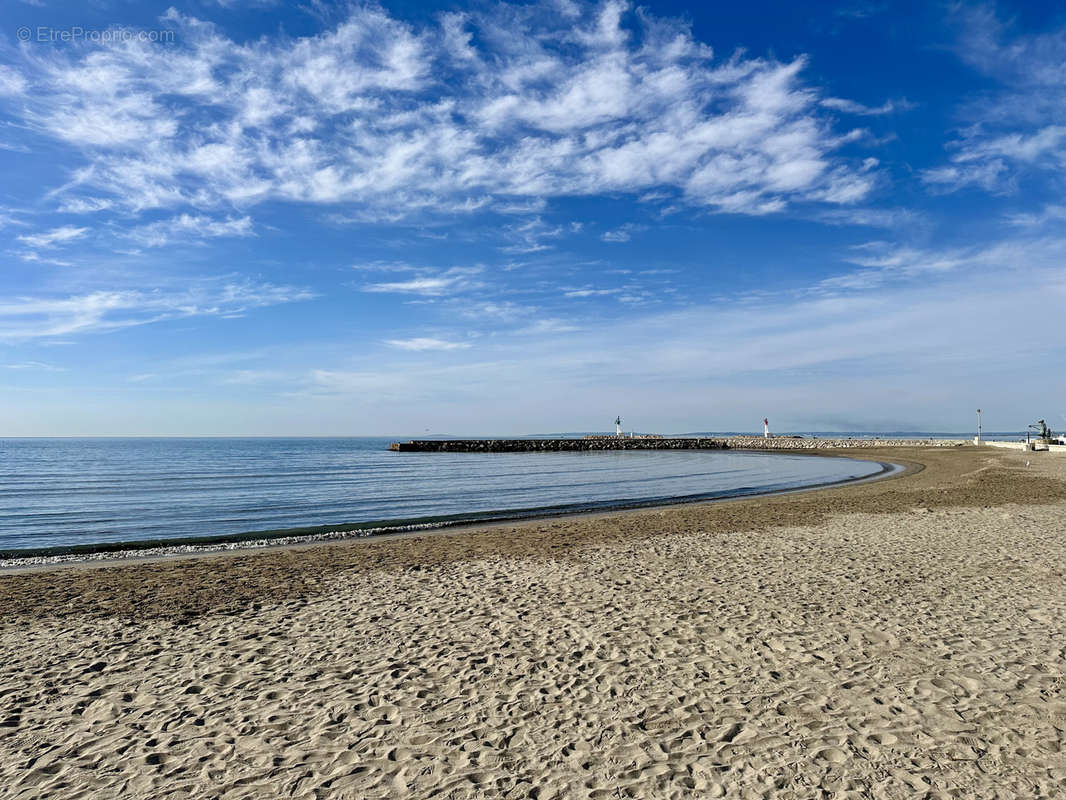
[1,446,1065,798]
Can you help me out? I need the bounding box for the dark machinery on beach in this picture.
[1028,419,1054,443]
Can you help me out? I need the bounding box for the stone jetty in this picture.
[388,437,965,452]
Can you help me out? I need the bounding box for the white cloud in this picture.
[810,206,926,229]
[127,214,255,247]
[921,159,1008,193]
[820,97,911,115]
[1,361,64,371]
[219,369,289,385]
[367,278,458,295]
[0,281,312,341]
[16,225,88,248]
[923,126,1066,193]
[501,217,567,253]
[293,241,1066,432]
[928,8,1066,194]
[563,287,623,298]
[350,260,432,273]
[18,231,1060,433]
[0,207,28,230]
[0,66,27,96]
[1006,204,1066,227]
[456,301,528,321]
[363,267,483,296]
[56,197,115,214]
[516,317,580,335]
[385,337,471,351]
[963,126,1066,162]
[16,252,75,267]
[816,236,1066,292]
[5,4,877,220]
[601,223,646,243]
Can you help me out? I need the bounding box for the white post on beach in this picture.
[976,408,982,444]
[763,418,770,439]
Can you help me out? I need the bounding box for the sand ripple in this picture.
[1,449,1065,798]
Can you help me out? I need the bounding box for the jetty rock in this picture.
[388,437,965,453]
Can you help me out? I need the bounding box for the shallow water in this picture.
[0,437,884,553]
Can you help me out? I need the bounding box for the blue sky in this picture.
[1,0,1065,435]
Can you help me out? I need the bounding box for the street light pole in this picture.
[976,408,982,444]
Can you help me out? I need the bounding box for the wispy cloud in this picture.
[362,267,482,296]
[1,361,65,371]
[817,235,1066,292]
[563,287,624,298]
[56,197,116,214]
[1006,204,1066,228]
[809,206,926,229]
[350,260,423,273]
[219,369,289,385]
[0,66,27,97]
[516,317,580,335]
[926,6,1066,194]
[601,223,646,243]
[16,252,75,267]
[0,207,29,231]
[820,97,912,116]
[4,3,877,222]
[16,225,88,248]
[126,214,254,247]
[0,281,312,341]
[296,244,1066,430]
[456,301,528,321]
[921,159,1008,193]
[501,217,567,254]
[385,337,471,351]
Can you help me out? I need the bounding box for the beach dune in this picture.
[1,447,1065,799]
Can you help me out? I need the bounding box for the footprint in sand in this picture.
[817,747,848,763]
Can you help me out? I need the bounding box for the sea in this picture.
[0,433,987,556]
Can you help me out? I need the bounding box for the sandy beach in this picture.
[2,446,1065,799]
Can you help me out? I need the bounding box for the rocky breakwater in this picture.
[720,437,966,450]
[388,437,966,452]
[389,438,732,452]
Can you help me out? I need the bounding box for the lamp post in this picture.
[976,408,982,444]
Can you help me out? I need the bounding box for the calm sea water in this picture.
[0,437,888,555]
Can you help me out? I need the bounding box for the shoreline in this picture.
[0,450,902,571]
[3,446,1066,798]
[1,445,1059,614]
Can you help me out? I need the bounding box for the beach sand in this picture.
[1,446,1065,799]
